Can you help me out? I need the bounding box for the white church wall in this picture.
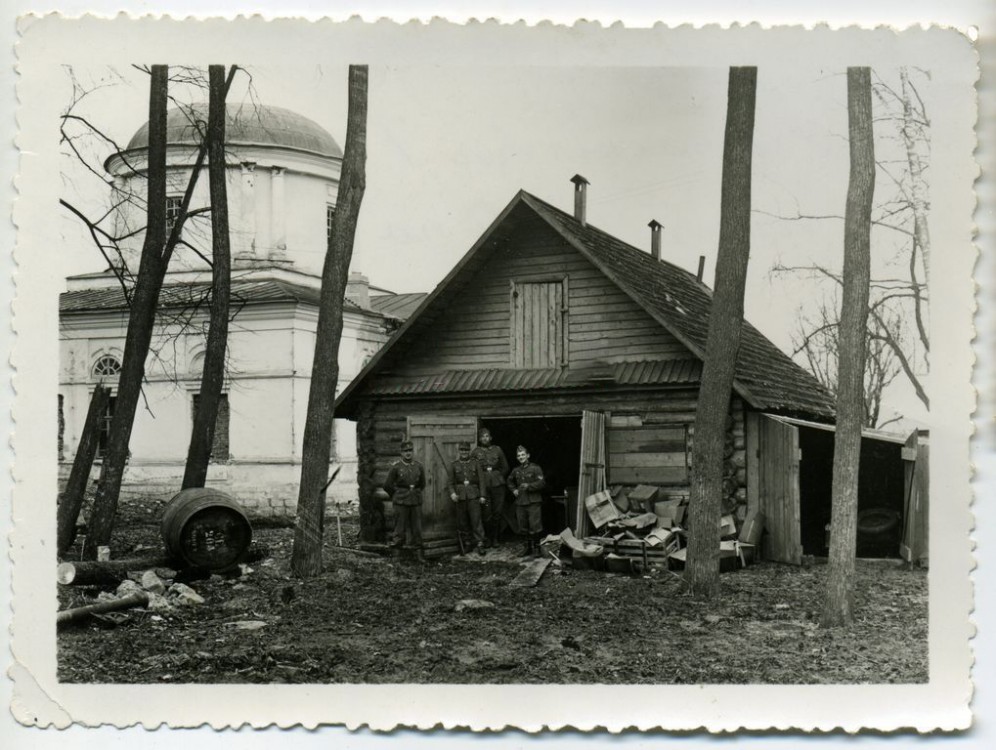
[59,297,387,515]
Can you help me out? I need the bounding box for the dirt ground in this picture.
[57,495,928,685]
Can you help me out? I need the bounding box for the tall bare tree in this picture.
[686,67,757,600]
[791,289,901,428]
[82,64,171,560]
[182,65,235,489]
[80,65,235,558]
[823,67,875,627]
[291,65,369,577]
[769,67,929,414]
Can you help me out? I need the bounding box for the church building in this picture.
[59,103,423,514]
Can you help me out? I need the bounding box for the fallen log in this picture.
[58,558,171,586]
[58,542,272,585]
[56,591,149,626]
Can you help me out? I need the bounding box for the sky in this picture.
[58,62,931,427]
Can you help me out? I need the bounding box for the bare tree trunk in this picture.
[291,65,369,577]
[686,67,757,600]
[823,67,875,628]
[182,65,232,489]
[83,65,170,560]
[57,384,111,555]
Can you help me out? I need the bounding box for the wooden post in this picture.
[57,385,111,555]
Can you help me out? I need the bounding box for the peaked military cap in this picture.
[458,441,471,450]
[400,440,414,450]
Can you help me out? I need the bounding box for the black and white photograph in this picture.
[7,14,980,734]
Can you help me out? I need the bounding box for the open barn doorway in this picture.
[796,425,907,558]
[480,415,583,535]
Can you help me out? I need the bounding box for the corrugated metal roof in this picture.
[365,359,702,396]
[60,278,364,314]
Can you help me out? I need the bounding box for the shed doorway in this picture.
[756,414,911,560]
[480,415,582,534]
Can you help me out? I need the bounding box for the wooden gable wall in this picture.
[386,215,690,376]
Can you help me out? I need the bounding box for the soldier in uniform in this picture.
[470,427,510,547]
[507,445,546,557]
[384,440,426,561]
[447,441,487,556]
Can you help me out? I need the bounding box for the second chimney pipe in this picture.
[648,220,663,261]
[696,255,706,283]
[570,174,589,226]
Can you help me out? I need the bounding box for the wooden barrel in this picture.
[160,488,253,570]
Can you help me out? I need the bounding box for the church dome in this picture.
[124,103,343,159]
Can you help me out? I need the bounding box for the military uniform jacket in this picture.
[384,460,426,506]
[507,462,546,506]
[447,458,485,501]
[470,444,509,488]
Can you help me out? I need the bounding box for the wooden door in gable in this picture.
[407,415,479,541]
[511,279,567,368]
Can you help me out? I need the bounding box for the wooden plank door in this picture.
[407,415,478,541]
[758,416,803,564]
[900,430,929,565]
[574,410,607,536]
[511,279,566,368]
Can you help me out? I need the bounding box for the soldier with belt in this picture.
[384,439,426,561]
[507,444,546,557]
[470,427,510,547]
[447,441,487,556]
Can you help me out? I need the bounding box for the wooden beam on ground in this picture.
[510,558,551,587]
[56,591,150,626]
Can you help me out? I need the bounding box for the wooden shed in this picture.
[753,416,929,565]
[335,187,839,554]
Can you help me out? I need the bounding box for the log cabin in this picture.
[335,178,847,559]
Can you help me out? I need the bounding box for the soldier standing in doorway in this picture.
[447,441,487,556]
[471,427,510,547]
[384,439,426,562]
[507,444,546,557]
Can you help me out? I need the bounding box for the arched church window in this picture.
[93,355,122,378]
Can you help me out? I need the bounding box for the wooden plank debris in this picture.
[584,489,620,528]
[510,558,551,587]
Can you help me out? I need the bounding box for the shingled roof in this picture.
[336,190,836,420]
[521,193,835,419]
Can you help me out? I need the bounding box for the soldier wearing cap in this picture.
[384,439,427,561]
[470,427,510,547]
[447,441,487,556]
[507,445,546,557]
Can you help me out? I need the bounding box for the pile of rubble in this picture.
[544,484,764,575]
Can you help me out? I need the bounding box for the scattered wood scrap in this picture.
[510,558,551,588]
